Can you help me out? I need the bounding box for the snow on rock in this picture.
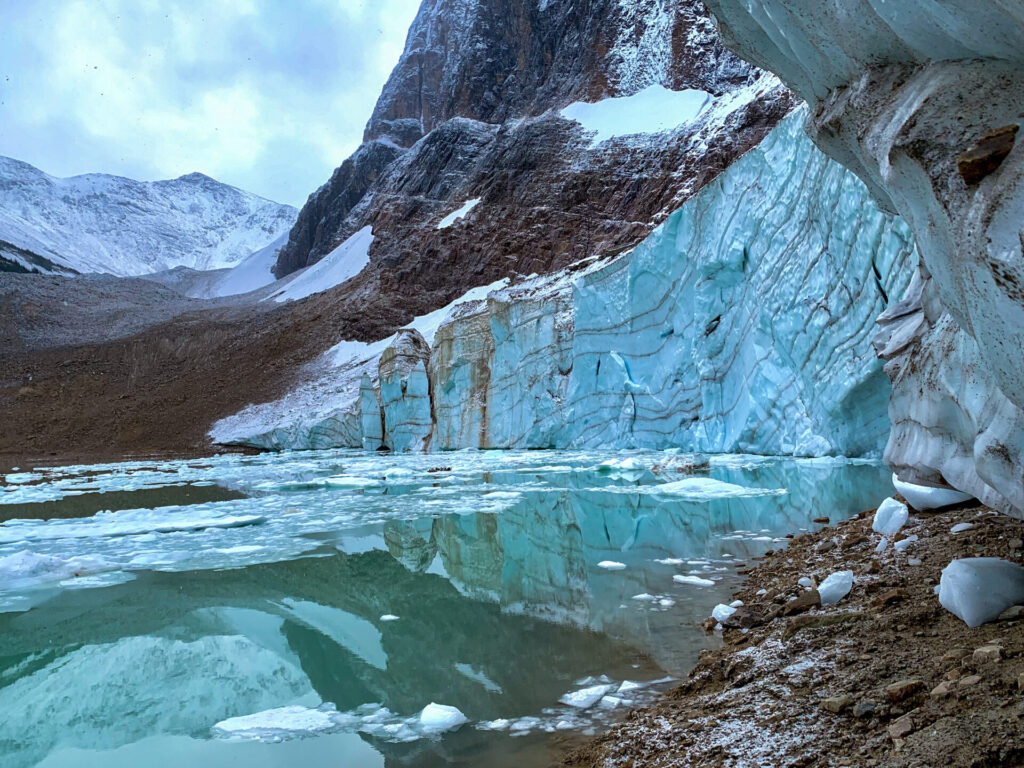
[268,226,372,303]
[938,558,1024,628]
[0,155,296,276]
[418,703,468,732]
[559,684,615,709]
[817,570,854,606]
[872,498,909,536]
[211,112,915,454]
[892,474,973,512]
[560,86,711,147]
[436,198,480,229]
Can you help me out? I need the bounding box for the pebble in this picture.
[853,700,876,718]
[930,681,953,698]
[888,714,915,740]
[820,695,852,713]
[782,589,821,616]
[997,604,1023,621]
[958,674,982,688]
[885,679,925,702]
[1018,673,1024,692]
[973,645,1002,664]
[942,648,971,661]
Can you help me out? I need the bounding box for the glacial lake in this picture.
[0,450,892,767]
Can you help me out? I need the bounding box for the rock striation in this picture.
[212,112,917,456]
[702,0,1024,517]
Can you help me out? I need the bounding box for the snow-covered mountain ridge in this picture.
[0,156,296,277]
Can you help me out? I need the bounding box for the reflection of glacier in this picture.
[386,460,890,663]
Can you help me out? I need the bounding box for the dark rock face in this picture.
[275,0,792,282]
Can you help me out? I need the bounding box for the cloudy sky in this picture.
[0,0,422,206]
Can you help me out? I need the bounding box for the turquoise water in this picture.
[0,450,893,767]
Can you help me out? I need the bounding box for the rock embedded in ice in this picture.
[673,574,714,587]
[892,475,972,511]
[872,498,909,536]
[418,703,468,732]
[597,561,627,570]
[818,570,854,606]
[938,558,1024,628]
[559,684,615,709]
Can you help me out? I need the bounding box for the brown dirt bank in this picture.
[565,503,1024,767]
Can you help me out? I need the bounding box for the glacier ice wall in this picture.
[702,0,1024,516]
[212,112,916,457]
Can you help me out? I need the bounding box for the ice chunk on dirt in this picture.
[872,498,908,535]
[938,558,1024,627]
[818,570,854,605]
[673,574,714,586]
[894,535,918,551]
[559,684,614,709]
[892,474,972,511]
[711,603,736,623]
[950,523,974,534]
[418,703,468,732]
[797,577,814,588]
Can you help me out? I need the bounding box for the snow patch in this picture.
[436,198,481,229]
[269,226,372,303]
[560,86,711,147]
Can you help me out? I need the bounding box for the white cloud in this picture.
[0,0,422,205]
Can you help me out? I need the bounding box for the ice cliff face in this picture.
[701,0,1024,517]
[272,0,794,332]
[212,112,916,456]
[0,156,296,277]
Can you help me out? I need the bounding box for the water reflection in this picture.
[0,452,893,767]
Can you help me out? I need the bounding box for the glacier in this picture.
[212,111,916,455]
[703,0,1024,517]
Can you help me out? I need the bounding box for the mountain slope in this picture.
[0,156,297,277]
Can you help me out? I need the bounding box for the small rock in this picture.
[957,124,1019,185]
[815,539,837,553]
[958,675,982,688]
[942,648,971,662]
[1018,673,1024,692]
[885,679,925,702]
[973,645,1002,664]
[853,700,876,718]
[945,669,962,682]
[782,589,821,616]
[1009,538,1024,551]
[997,604,1023,621]
[930,681,954,699]
[888,714,915,740]
[721,606,758,630]
[820,695,852,714]
[871,588,907,609]
[813,517,830,524]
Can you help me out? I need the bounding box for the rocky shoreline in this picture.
[565,500,1024,767]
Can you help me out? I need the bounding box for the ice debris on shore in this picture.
[872,498,908,535]
[892,474,972,511]
[938,558,1024,627]
[712,603,737,623]
[818,570,854,605]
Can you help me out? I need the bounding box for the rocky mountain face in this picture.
[273,0,794,319]
[0,156,296,277]
[702,0,1024,518]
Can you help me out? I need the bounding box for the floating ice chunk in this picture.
[0,509,264,544]
[892,474,972,511]
[673,574,714,587]
[818,570,854,605]
[950,523,974,534]
[711,603,736,623]
[658,598,675,607]
[418,703,468,732]
[598,695,624,709]
[653,558,685,565]
[653,477,785,500]
[477,718,511,731]
[0,550,116,589]
[597,561,626,570]
[892,534,917,552]
[631,593,656,601]
[938,558,1024,627]
[559,684,614,709]
[324,475,383,488]
[212,705,339,740]
[380,614,400,621]
[617,680,642,693]
[872,498,909,535]
[797,577,814,588]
